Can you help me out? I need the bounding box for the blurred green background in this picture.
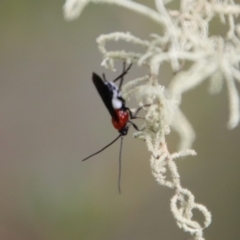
[0,0,240,239]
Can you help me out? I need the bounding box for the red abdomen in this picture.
[112,110,129,131]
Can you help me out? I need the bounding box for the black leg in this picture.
[126,104,151,120]
[113,63,133,90]
[118,62,126,91]
[102,73,107,81]
[129,119,156,134]
[128,120,139,131]
[126,104,151,132]
[132,104,151,118]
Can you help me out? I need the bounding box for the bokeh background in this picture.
[0,1,240,239]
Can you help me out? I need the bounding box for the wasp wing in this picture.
[92,73,118,121]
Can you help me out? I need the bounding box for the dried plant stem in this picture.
[63,0,240,239]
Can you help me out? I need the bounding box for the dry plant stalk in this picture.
[63,0,240,239]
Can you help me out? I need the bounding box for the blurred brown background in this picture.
[0,1,240,239]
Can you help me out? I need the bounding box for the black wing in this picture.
[92,73,118,121]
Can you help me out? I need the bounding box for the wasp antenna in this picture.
[82,134,122,161]
[118,136,124,194]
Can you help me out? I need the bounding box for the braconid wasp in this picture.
[82,62,146,193]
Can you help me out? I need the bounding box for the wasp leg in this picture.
[127,104,151,120]
[113,62,133,89]
[128,120,140,131]
[102,73,107,81]
[118,61,126,90]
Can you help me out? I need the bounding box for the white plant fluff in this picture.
[63,0,240,239]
